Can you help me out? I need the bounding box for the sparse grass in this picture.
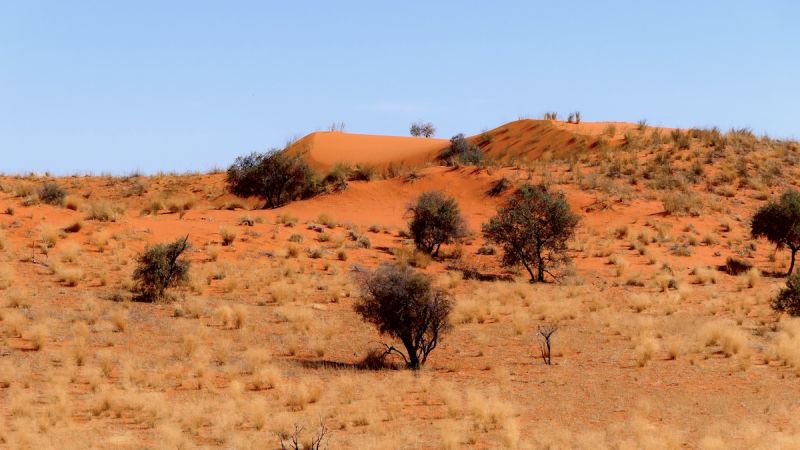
[220,226,237,246]
[700,320,748,357]
[662,191,702,216]
[86,202,123,221]
[53,264,84,286]
[691,266,718,285]
[277,214,298,227]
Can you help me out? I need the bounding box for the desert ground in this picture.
[2,119,800,449]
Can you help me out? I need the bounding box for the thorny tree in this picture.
[355,263,452,370]
[482,184,579,282]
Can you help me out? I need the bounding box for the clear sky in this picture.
[1,1,798,175]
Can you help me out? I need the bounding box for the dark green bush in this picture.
[39,182,66,206]
[355,263,452,370]
[132,236,190,301]
[407,191,467,256]
[483,184,579,282]
[773,271,800,316]
[440,134,484,166]
[751,190,800,275]
[226,150,314,208]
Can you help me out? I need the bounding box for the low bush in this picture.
[132,236,191,301]
[725,257,753,275]
[86,202,123,222]
[773,271,800,316]
[220,227,237,246]
[355,263,452,370]
[440,134,484,165]
[38,183,66,206]
[662,191,702,216]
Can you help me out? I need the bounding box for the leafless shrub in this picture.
[537,324,558,365]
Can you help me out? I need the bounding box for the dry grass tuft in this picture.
[700,320,749,357]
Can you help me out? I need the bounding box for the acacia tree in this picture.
[133,236,190,301]
[407,191,467,256]
[355,263,452,370]
[226,149,313,208]
[410,121,436,138]
[752,190,800,275]
[482,184,579,282]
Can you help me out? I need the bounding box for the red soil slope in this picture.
[290,131,449,172]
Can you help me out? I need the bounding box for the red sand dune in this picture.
[290,120,668,173]
[290,131,449,171]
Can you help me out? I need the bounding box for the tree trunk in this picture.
[434,243,441,257]
[521,260,536,283]
[536,252,545,282]
[789,247,798,276]
[401,338,421,370]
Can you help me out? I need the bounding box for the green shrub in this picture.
[38,183,66,206]
[226,149,314,208]
[132,237,190,301]
[355,264,452,370]
[408,191,467,256]
[440,134,484,166]
[483,184,579,282]
[752,190,800,275]
[773,271,800,315]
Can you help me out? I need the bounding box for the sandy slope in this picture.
[289,119,670,173]
[290,131,449,171]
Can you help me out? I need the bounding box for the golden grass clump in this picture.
[26,324,49,351]
[662,191,702,216]
[220,226,237,246]
[215,304,246,329]
[692,266,718,285]
[284,381,322,411]
[86,202,123,222]
[52,264,84,287]
[700,320,749,357]
[40,225,62,248]
[58,241,82,263]
[394,245,431,268]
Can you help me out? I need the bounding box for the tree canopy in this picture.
[407,191,467,256]
[355,263,452,370]
[226,150,314,209]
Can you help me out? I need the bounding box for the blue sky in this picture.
[1,1,798,174]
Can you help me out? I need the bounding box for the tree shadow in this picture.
[295,349,403,372]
